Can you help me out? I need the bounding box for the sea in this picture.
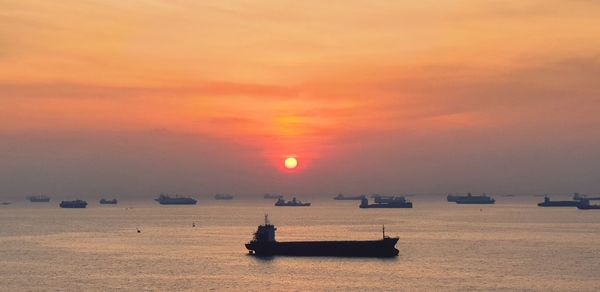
[1,195,599,291]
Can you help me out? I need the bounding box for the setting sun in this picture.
[284,157,298,169]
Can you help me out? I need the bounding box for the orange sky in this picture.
[1,1,600,196]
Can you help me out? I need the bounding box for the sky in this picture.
[1,0,600,198]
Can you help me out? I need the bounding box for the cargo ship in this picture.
[99,198,118,204]
[245,216,399,257]
[373,195,407,204]
[28,195,51,202]
[449,193,495,204]
[274,197,311,207]
[214,194,234,200]
[360,197,412,208]
[537,195,579,207]
[59,200,88,208]
[333,194,366,200]
[155,194,197,205]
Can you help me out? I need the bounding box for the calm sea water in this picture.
[1,196,599,291]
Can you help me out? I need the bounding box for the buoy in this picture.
[136,228,141,233]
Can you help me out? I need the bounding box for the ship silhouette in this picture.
[245,215,399,257]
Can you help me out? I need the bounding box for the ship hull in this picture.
[157,201,197,205]
[538,201,579,207]
[246,238,399,257]
[334,196,364,200]
[577,205,600,210]
[455,201,495,204]
[360,203,413,208]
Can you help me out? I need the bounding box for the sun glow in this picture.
[284,157,298,169]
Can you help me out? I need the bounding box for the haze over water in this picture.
[2,196,600,291]
[2,1,600,291]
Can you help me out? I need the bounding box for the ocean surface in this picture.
[1,195,599,291]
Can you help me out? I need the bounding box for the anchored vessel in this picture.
[214,194,234,200]
[360,197,412,208]
[274,197,311,207]
[28,195,51,202]
[264,194,284,199]
[99,198,118,205]
[537,196,579,207]
[373,195,408,204]
[577,198,600,210]
[333,194,366,200]
[155,194,197,205]
[59,200,88,208]
[449,193,495,204]
[245,216,399,257]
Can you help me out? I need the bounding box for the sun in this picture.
[284,157,298,169]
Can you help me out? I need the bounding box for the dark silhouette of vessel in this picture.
[263,194,283,199]
[214,194,234,200]
[59,200,88,208]
[274,197,311,207]
[28,195,51,202]
[99,198,118,204]
[449,193,495,204]
[360,197,412,208]
[373,195,408,204]
[577,198,600,210]
[333,194,366,200]
[245,216,399,257]
[155,194,197,205]
[537,195,579,207]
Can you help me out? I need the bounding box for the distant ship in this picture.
[245,215,399,257]
[264,194,283,199]
[537,195,579,207]
[333,194,366,200]
[373,195,408,204]
[577,198,600,210]
[0,202,11,205]
[28,195,51,202]
[215,194,234,200]
[274,197,311,207]
[155,194,197,205]
[99,198,118,205]
[360,197,413,208]
[59,200,88,208]
[450,193,495,204]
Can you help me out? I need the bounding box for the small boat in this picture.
[59,200,88,208]
[214,194,234,200]
[274,197,311,207]
[0,202,11,205]
[99,198,118,204]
